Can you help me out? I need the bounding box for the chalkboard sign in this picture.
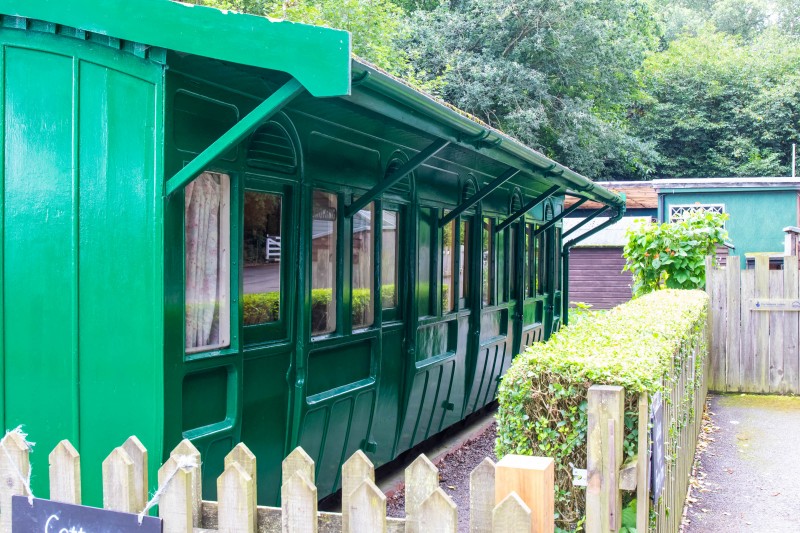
[12,496,162,532]
[650,391,665,501]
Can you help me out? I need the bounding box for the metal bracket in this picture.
[165,78,305,196]
[439,167,520,227]
[346,138,449,217]
[532,197,587,237]
[562,206,610,239]
[495,185,560,233]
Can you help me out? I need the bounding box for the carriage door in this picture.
[294,189,380,498]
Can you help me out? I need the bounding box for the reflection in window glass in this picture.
[554,228,562,291]
[510,226,517,299]
[185,172,231,353]
[459,219,470,304]
[442,217,455,313]
[497,229,506,303]
[537,229,547,296]
[382,210,399,310]
[311,191,337,335]
[353,203,374,329]
[482,218,493,306]
[524,224,533,297]
[243,191,282,326]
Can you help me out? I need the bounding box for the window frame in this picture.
[241,176,292,346]
[381,204,403,322]
[310,188,342,339]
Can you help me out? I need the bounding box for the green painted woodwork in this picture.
[0,4,622,510]
[0,0,351,97]
[660,189,798,266]
[1,28,164,504]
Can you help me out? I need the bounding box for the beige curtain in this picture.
[185,172,222,350]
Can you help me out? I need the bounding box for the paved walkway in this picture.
[684,394,800,532]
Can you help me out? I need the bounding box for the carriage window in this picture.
[459,219,470,305]
[482,218,493,306]
[554,228,562,291]
[509,226,518,299]
[497,229,506,303]
[353,203,374,329]
[442,217,456,313]
[243,191,282,325]
[382,210,399,310]
[311,191,338,336]
[536,229,547,296]
[525,224,533,298]
[185,172,231,353]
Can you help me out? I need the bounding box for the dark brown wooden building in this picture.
[564,182,657,310]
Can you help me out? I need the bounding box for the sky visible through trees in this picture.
[195,0,800,181]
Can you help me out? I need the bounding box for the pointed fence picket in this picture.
[0,429,556,533]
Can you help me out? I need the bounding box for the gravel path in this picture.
[683,394,800,532]
[386,422,497,533]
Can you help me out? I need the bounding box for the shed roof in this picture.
[564,181,657,210]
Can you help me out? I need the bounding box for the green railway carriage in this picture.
[0,0,624,506]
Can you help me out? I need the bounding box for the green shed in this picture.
[0,0,623,507]
[655,178,800,267]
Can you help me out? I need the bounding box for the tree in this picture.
[634,28,800,177]
[403,0,661,180]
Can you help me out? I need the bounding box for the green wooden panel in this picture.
[3,48,76,497]
[77,61,160,505]
[241,351,291,505]
[0,0,351,97]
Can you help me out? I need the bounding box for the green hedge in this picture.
[243,285,397,326]
[496,289,709,530]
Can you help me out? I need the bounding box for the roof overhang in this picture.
[0,0,352,97]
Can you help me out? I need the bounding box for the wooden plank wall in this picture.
[707,256,800,394]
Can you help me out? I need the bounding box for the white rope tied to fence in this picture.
[138,454,199,524]
[1,425,36,505]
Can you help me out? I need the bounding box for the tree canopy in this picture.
[192,0,800,181]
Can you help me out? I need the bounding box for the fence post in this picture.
[170,439,202,527]
[0,430,31,533]
[225,443,257,532]
[122,436,148,513]
[282,447,317,533]
[404,454,438,533]
[341,450,374,533]
[102,447,136,513]
[635,393,650,532]
[281,473,317,533]
[495,455,554,533]
[586,385,624,533]
[49,439,81,505]
[418,488,457,532]
[158,456,195,533]
[347,479,386,533]
[469,457,495,533]
[217,461,255,533]
[492,492,531,533]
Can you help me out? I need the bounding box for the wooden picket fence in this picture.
[706,255,800,393]
[0,429,553,533]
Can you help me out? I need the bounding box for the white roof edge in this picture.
[652,177,800,189]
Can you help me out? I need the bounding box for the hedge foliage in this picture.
[496,289,709,530]
[243,285,397,326]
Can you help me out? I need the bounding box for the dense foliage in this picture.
[623,211,729,297]
[189,0,800,179]
[496,290,709,529]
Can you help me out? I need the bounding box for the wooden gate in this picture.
[706,255,800,393]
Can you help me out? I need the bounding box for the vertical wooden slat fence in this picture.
[707,255,800,394]
[0,429,556,533]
